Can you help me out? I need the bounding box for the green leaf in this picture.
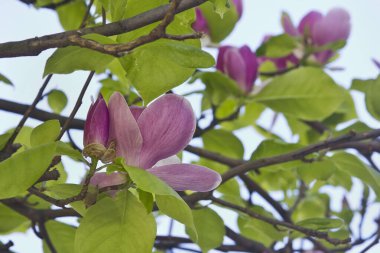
[253,67,345,121]
[296,218,344,231]
[199,1,239,42]
[199,71,243,105]
[221,102,266,131]
[0,142,57,199]
[331,152,380,199]
[30,120,60,147]
[122,164,196,235]
[44,34,115,76]
[238,206,286,247]
[45,184,87,216]
[208,0,231,18]
[291,193,328,222]
[203,129,244,159]
[56,0,87,30]
[0,73,12,86]
[297,159,337,185]
[185,208,225,252]
[364,76,380,120]
[137,189,154,213]
[74,191,156,253]
[0,133,11,150]
[56,141,86,162]
[43,221,76,253]
[120,41,214,103]
[0,204,30,234]
[48,89,68,114]
[256,34,298,58]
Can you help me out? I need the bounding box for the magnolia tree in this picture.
[0,0,380,253]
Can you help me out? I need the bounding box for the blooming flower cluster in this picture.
[211,7,351,94]
[84,93,222,192]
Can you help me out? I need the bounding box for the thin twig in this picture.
[3,74,52,152]
[211,196,350,246]
[57,71,95,140]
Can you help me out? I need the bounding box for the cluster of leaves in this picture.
[0,0,380,253]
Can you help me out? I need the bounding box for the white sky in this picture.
[0,0,380,252]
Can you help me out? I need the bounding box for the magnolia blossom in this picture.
[216,45,258,93]
[89,92,221,192]
[83,97,110,160]
[192,0,243,35]
[282,8,351,63]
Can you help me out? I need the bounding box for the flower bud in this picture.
[192,8,209,35]
[216,45,258,93]
[83,97,110,159]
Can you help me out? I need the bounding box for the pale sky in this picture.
[0,0,380,252]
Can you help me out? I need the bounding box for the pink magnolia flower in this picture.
[83,97,110,160]
[281,8,351,63]
[216,45,258,93]
[90,92,222,192]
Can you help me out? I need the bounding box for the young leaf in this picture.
[0,204,30,234]
[74,191,156,253]
[30,120,60,147]
[44,34,115,76]
[256,34,298,58]
[43,221,76,253]
[253,67,345,121]
[122,165,196,236]
[203,129,244,159]
[332,152,380,199]
[48,89,68,114]
[56,0,87,30]
[0,142,57,199]
[121,41,214,103]
[185,208,225,252]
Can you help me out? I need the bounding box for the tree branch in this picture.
[0,0,207,58]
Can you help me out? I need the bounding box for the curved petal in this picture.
[137,94,196,169]
[147,164,222,192]
[89,172,126,189]
[84,97,109,146]
[298,11,322,35]
[232,0,243,19]
[223,48,248,91]
[130,106,145,120]
[192,8,209,34]
[153,155,181,168]
[216,46,232,72]
[108,92,142,166]
[281,12,299,36]
[239,46,258,92]
[312,8,350,45]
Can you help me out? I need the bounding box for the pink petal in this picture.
[137,94,196,169]
[281,12,299,36]
[223,48,248,91]
[312,8,350,45]
[216,46,232,72]
[130,106,145,120]
[108,92,142,166]
[239,46,258,92]
[153,155,181,168]
[298,11,323,35]
[232,0,243,19]
[89,172,126,189]
[84,97,109,147]
[192,8,209,34]
[147,164,222,192]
